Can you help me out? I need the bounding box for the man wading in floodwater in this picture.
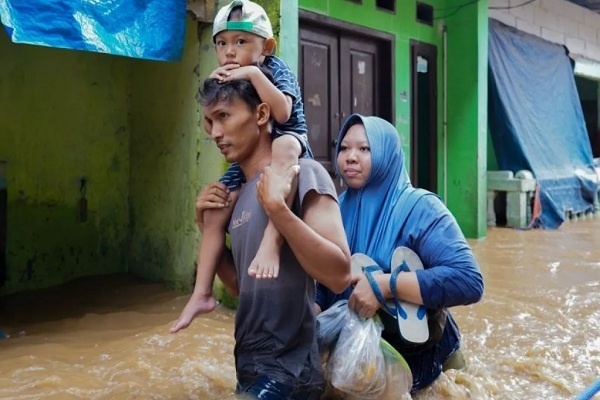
[172,73,351,399]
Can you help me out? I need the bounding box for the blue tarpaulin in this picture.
[488,19,598,229]
[0,0,185,61]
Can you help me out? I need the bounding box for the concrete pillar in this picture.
[487,191,496,227]
[506,192,527,229]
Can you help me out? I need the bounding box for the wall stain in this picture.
[20,256,36,283]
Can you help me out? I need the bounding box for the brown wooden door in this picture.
[299,26,340,175]
[300,21,391,191]
[340,36,377,119]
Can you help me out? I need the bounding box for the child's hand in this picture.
[196,182,231,230]
[218,65,258,82]
[209,64,241,82]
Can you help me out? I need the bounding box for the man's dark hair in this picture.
[198,66,275,111]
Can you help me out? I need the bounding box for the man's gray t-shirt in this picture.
[228,158,337,388]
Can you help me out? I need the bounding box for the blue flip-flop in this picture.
[390,246,429,344]
[350,253,397,317]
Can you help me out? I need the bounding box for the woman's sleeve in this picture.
[410,196,484,309]
[316,282,353,312]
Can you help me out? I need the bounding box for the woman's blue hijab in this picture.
[331,115,483,392]
[335,114,416,270]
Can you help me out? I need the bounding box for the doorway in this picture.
[299,12,393,191]
[575,75,600,158]
[410,40,438,193]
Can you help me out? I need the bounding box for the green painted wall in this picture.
[0,1,286,295]
[279,0,299,74]
[297,0,488,238]
[0,35,131,295]
[488,127,498,171]
[444,0,488,238]
[128,2,283,293]
[127,16,236,292]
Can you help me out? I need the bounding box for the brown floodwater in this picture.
[1,217,599,399]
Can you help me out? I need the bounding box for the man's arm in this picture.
[257,166,352,293]
[215,246,239,296]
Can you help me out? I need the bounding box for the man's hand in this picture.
[256,165,300,217]
[196,182,231,231]
[208,64,241,82]
[348,272,381,319]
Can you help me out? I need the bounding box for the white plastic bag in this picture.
[316,300,349,363]
[327,311,386,399]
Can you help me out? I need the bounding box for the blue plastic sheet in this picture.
[0,0,185,61]
[488,19,597,229]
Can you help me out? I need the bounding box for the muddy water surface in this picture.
[1,218,599,399]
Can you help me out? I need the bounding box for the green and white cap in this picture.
[212,0,273,40]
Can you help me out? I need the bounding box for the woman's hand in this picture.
[348,272,381,318]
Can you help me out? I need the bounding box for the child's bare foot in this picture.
[170,293,217,333]
[248,240,280,279]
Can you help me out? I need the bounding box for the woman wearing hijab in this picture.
[316,114,484,392]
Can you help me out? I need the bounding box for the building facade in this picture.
[0,0,487,295]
